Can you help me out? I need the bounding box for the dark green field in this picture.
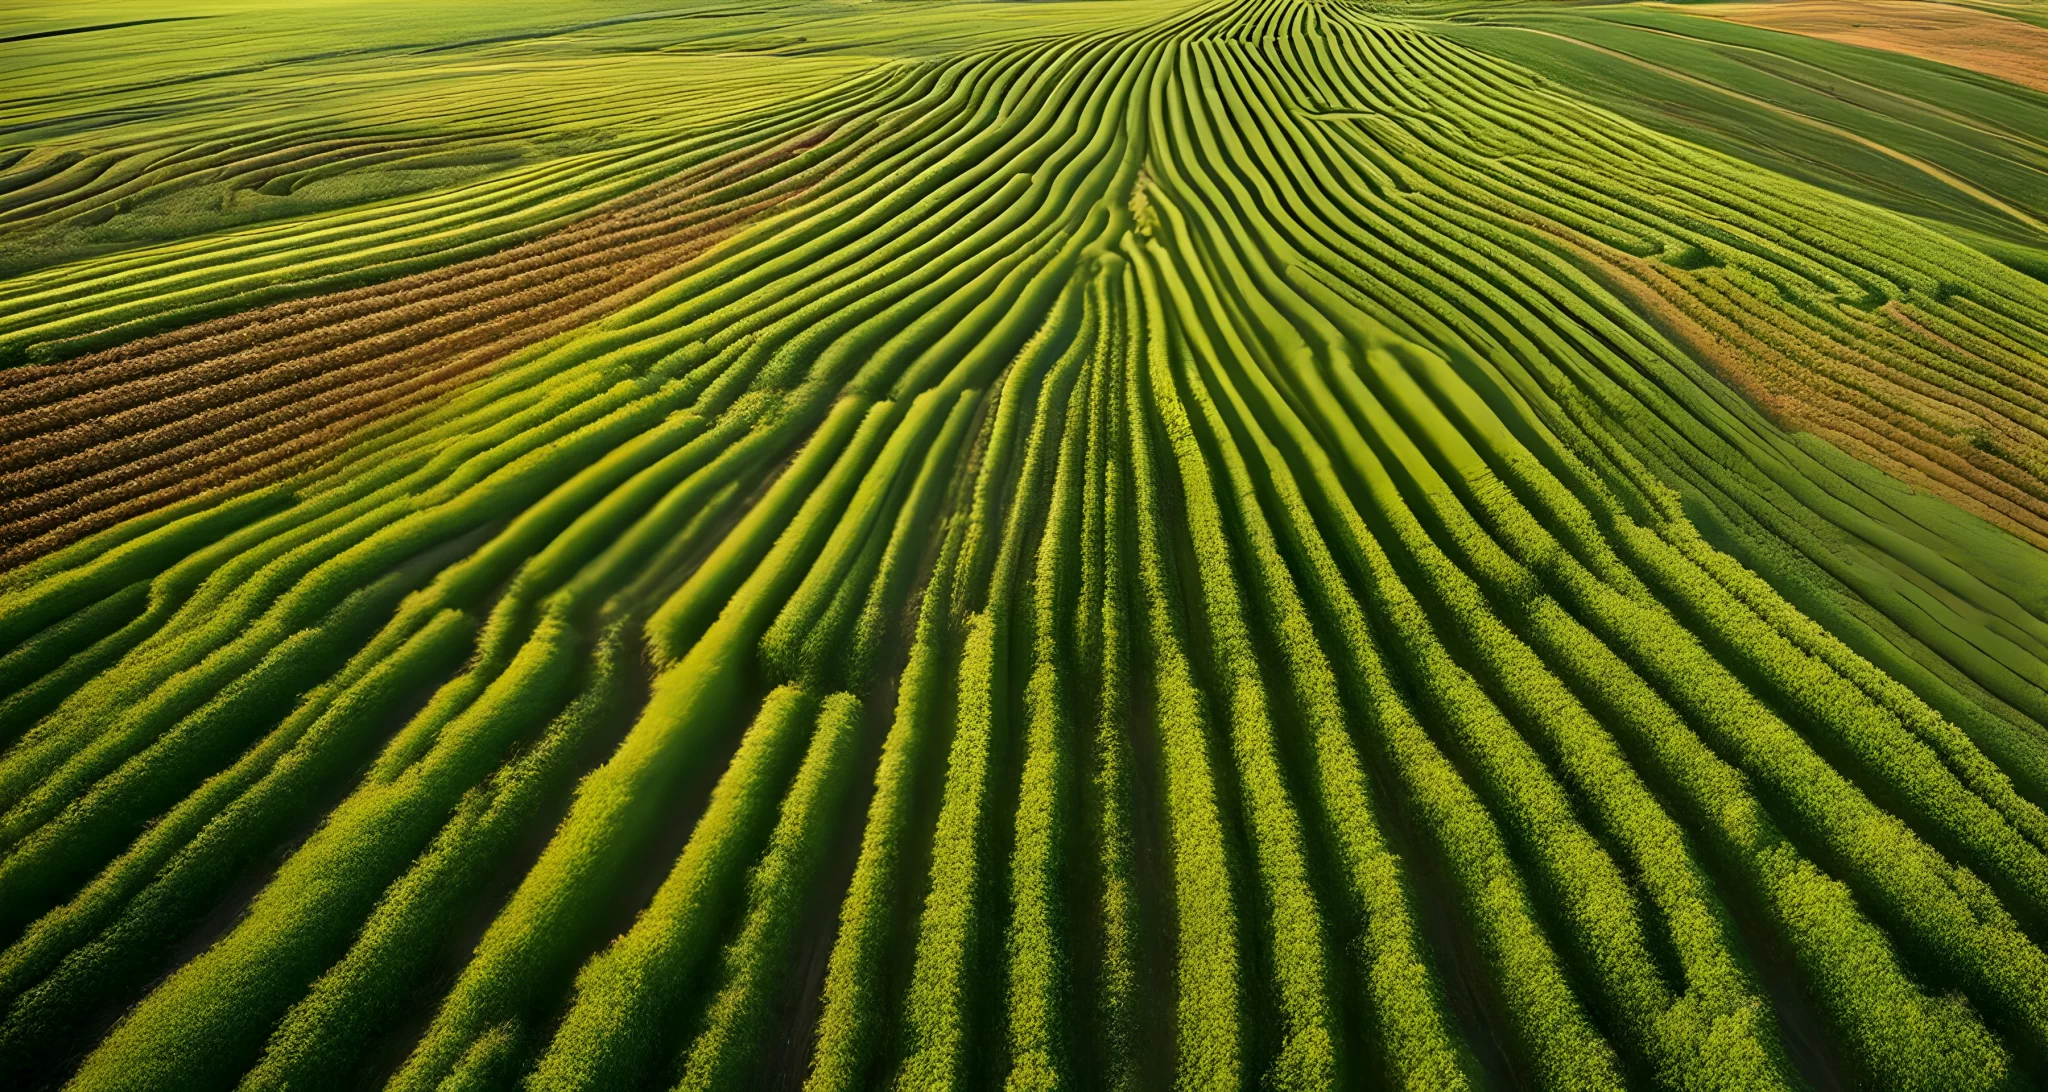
[4,1,2048,1088]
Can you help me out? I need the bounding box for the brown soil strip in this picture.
[1689,0,2048,95]
[0,122,842,570]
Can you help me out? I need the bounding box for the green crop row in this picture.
[1129,159,1621,1091]
[805,503,971,1092]
[676,692,865,1092]
[6,3,2048,1089]
[1131,242,1339,1090]
[1116,250,1243,1092]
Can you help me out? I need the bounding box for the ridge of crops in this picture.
[3,0,2048,1088]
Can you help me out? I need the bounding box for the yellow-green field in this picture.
[4,0,2048,1089]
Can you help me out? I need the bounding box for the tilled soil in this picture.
[0,124,839,569]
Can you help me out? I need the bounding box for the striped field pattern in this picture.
[4,0,2048,1088]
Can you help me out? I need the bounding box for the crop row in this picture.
[2,2,2047,1089]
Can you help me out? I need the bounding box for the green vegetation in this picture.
[3,0,2048,1088]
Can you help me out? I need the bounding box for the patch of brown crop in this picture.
[1530,217,2048,549]
[1691,0,2048,95]
[0,121,835,418]
[0,122,842,569]
[1881,301,2048,420]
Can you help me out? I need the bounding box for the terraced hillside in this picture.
[3,0,2048,1089]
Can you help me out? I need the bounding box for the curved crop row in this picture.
[3,2,2047,1089]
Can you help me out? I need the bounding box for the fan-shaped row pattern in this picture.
[1,2,2046,1090]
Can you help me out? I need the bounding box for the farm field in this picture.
[3,0,2048,1088]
